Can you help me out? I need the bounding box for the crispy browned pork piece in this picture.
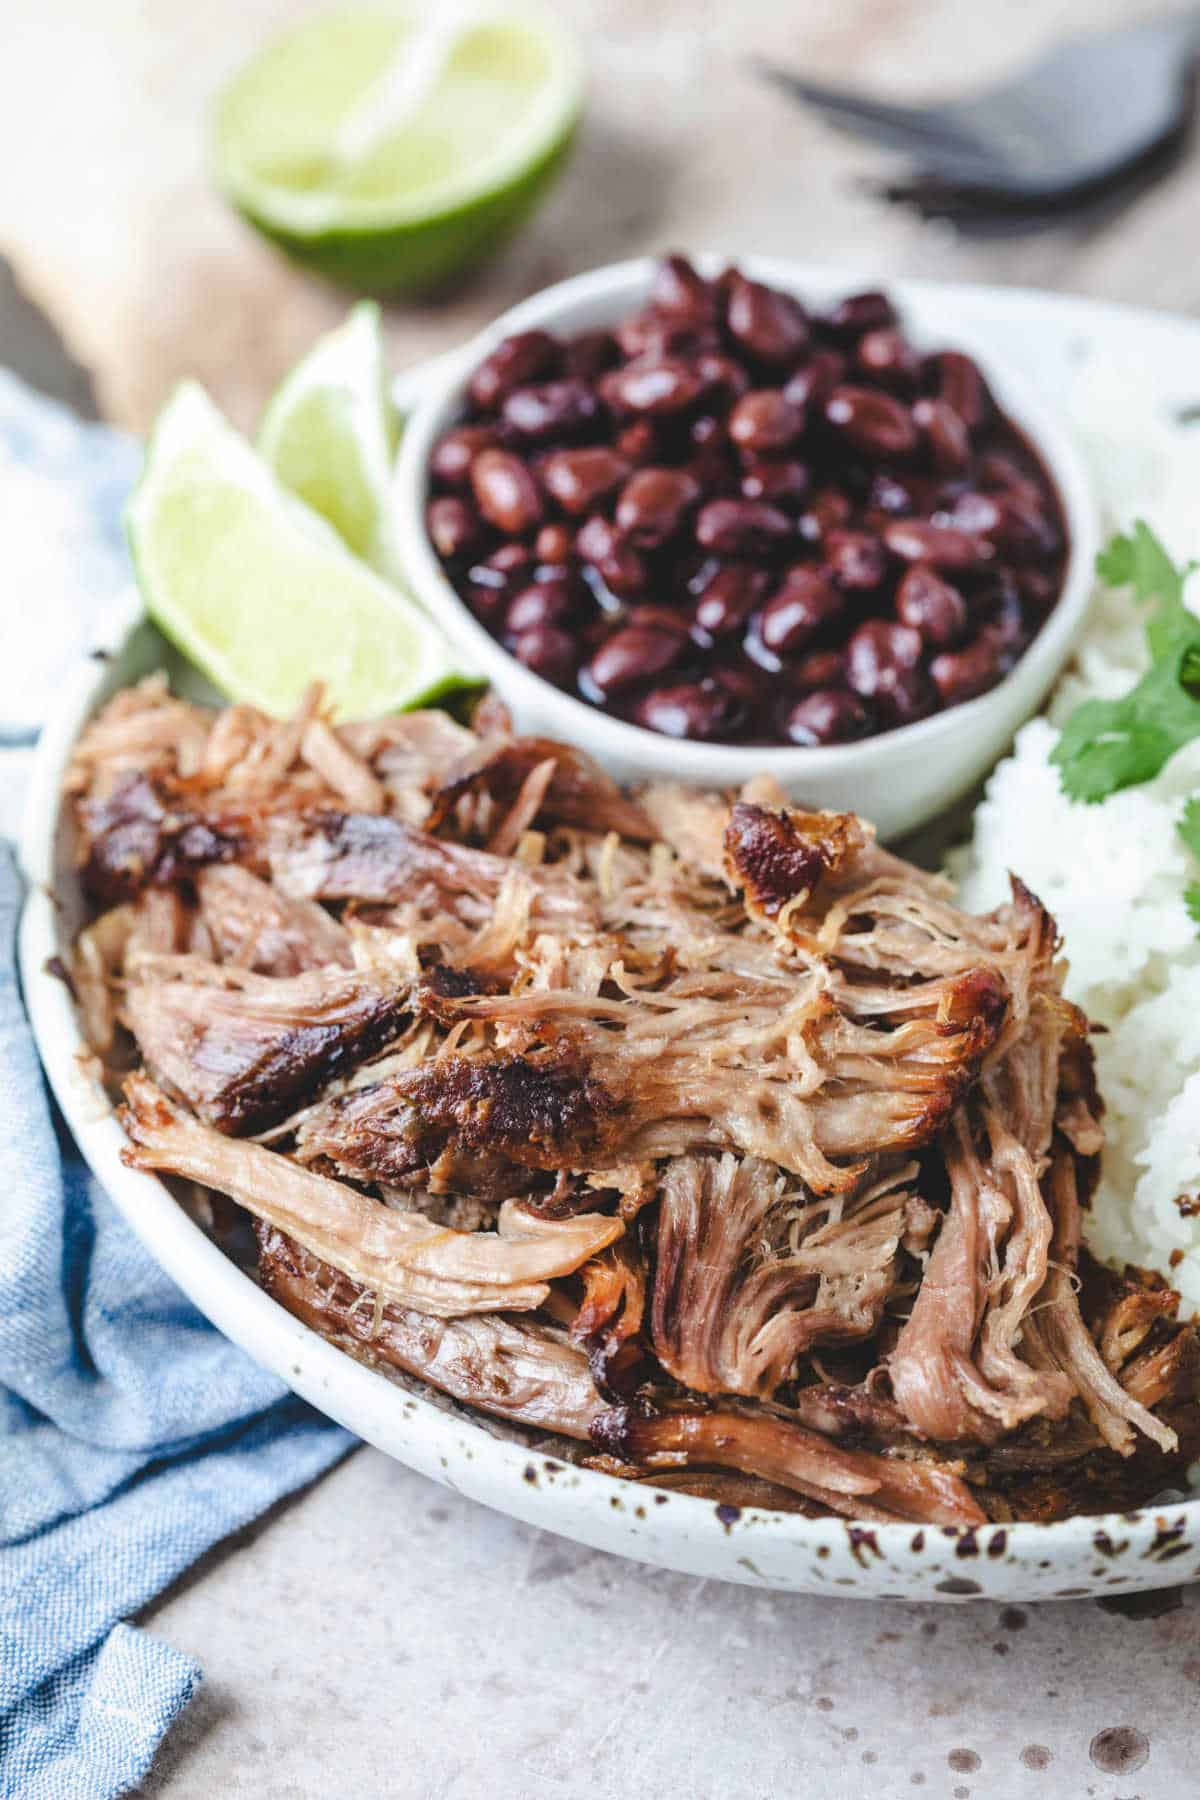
[68,680,1198,1527]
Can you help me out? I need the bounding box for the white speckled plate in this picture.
[20,274,1200,1600]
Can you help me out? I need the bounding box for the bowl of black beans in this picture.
[395,254,1097,837]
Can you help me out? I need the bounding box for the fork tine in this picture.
[752,61,999,166]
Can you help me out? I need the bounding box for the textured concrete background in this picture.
[5,2,1200,1794]
[136,1449,1197,1799]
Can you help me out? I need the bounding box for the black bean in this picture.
[691,563,769,638]
[882,518,991,571]
[784,688,873,745]
[617,310,713,361]
[825,386,917,458]
[932,350,990,432]
[634,678,742,739]
[895,564,968,646]
[426,496,481,560]
[729,389,806,454]
[650,254,716,323]
[616,467,701,546]
[798,486,853,543]
[601,358,705,415]
[585,625,685,695]
[938,490,1001,535]
[783,350,847,411]
[486,543,533,576]
[929,635,1005,706]
[541,447,631,515]
[760,568,843,654]
[846,619,923,698]
[576,515,647,597]
[502,378,598,443]
[615,419,659,464]
[824,529,887,592]
[623,604,691,636]
[914,397,970,473]
[430,424,497,489]
[534,523,573,566]
[511,623,576,682]
[1015,565,1058,613]
[856,328,919,388]
[505,579,573,635]
[990,492,1061,560]
[696,352,752,404]
[695,498,792,556]
[740,458,811,510]
[791,648,847,690]
[826,290,897,341]
[564,329,620,379]
[472,450,542,534]
[725,273,809,363]
[469,331,559,411]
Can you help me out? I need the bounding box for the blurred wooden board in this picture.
[3,0,1198,433]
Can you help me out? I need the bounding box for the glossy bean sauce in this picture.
[426,256,1068,746]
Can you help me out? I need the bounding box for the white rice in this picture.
[955,387,1200,1304]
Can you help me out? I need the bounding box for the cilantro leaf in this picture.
[1053,523,1200,802]
[1180,796,1200,862]
[1177,801,1200,936]
[1051,646,1200,802]
[1095,519,1199,657]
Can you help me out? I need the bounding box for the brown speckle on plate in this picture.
[846,1525,882,1567]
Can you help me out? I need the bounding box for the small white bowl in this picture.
[394,255,1098,840]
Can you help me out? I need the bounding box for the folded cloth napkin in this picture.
[0,373,353,1800]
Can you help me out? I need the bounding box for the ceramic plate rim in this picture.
[19,274,1200,1600]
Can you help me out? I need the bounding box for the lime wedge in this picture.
[258,301,402,577]
[127,381,475,721]
[214,3,584,293]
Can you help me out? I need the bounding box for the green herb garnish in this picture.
[1179,795,1200,925]
[1053,523,1200,929]
[1051,522,1200,803]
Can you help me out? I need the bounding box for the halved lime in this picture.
[213,4,585,293]
[258,300,402,577]
[127,381,475,721]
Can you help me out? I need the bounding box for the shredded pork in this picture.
[64,677,1199,1526]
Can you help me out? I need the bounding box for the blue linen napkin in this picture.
[0,373,353,1800]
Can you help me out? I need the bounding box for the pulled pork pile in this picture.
[66,677,1200,1526]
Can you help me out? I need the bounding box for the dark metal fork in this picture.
[755,11,1200,210]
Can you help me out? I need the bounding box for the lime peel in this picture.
[258,300,401,576]
[128,380,476,723]
[213,3,584,292]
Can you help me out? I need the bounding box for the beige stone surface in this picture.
[5,0,1198,434]
[134,1445,1200,1800]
